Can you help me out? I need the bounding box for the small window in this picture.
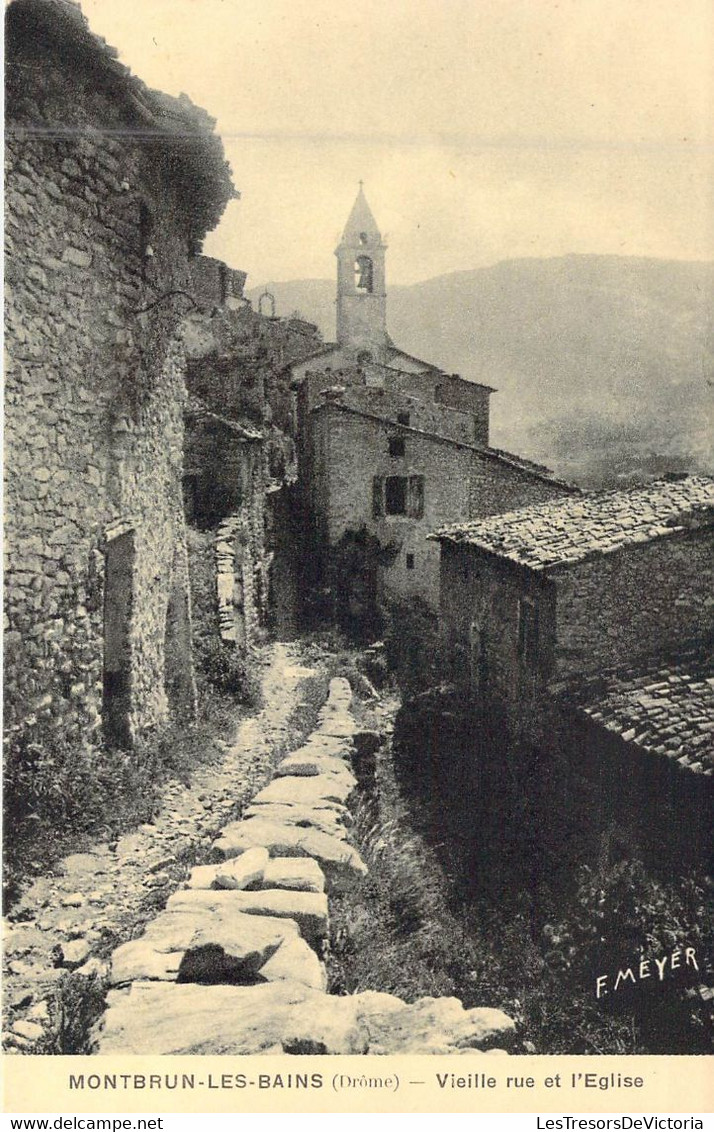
[373,475,424,519]
[388,435,405,458]
[397,411,410,426]
[518,596,539,666]
[406,553,415,570]
[385,476,407,515]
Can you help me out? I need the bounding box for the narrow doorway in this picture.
[103,530,135,749]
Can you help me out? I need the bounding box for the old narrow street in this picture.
[3,643,320,1049]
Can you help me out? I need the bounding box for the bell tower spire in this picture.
[335,184,387,353]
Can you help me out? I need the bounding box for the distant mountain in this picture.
[248,256,714,487]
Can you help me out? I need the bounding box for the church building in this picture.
[291,186,574,616]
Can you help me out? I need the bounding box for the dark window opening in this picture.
[103,530,135,749]
[518,596,540,666]
[388,435,405,458]
[385,476,407,515]
[373,475,424,519]
[397,411,410,425]
[406,553,415,570]
[354,255,374,292]
[359,231,369,245]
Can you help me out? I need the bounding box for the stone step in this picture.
[326,677,353,710]
[93,979,516,1056]
[187,847,268,891]
[243,801,350,840]
[252,773,354,807]
[274,752,357,782]
[210,818,368,892]
[110,907,298,987]
[166,888,329,950]
[186,854,327,894]
[262,857,326,893]
[259,936,327,992]
[316,713,358,738]
[286,735,354,761]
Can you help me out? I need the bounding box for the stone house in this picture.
[4,0,234,759]
[433,476,714,864]
[291,186,574,614]
[181,263,324,650]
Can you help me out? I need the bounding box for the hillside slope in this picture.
[249,256,714,486]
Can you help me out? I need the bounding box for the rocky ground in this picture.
[92,673,516,1055]
[4,640,517,1056]
[2,642,320,1052]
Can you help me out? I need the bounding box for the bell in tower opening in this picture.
[355,255,374,292]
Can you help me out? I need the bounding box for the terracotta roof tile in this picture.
[556,647,714,775]
[433,476,714,570]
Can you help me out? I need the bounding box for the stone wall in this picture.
[181,295,323,651]
[553,529,714,679]
[436,532,714,870]
[4,1,232,760]
[310,401,571,609]
[312,404,475,606]
[438,542,556,713]
[297,362,489,449]
[469,453,572,516]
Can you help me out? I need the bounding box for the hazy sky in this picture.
[84,0,714,287]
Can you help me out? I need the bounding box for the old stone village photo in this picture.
[3,0,713,1057]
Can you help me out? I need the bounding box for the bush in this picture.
[382,597,441,697]
[534,860,714,1053]
[196,637,262,707]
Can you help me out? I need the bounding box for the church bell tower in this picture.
[335,184,387,354]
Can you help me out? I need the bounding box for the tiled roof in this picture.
[555,648,714,776]
[433,476,714,570]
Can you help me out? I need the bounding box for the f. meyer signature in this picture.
[595,946,699,998]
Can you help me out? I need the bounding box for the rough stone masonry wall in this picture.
[554,528,714,680]
[438,542,555,711]
[315,407,474,607]
[310,403,572,610]
[214,452,267,652]
[5,50,202,755]
[93,678,516,1055]
[468,452,574,518]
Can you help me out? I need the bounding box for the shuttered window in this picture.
[408,475,424,519]
[372,475,425,518]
